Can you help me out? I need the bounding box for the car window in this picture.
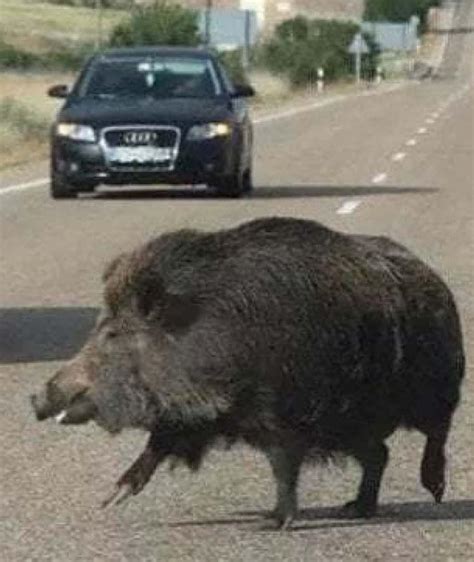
[79,57,222,99]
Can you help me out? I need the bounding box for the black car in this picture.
[48,47,255,199]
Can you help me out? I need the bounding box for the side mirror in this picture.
[232,84,255,98]
[48,84,70,98]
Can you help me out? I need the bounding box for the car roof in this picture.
[96,46,216,61]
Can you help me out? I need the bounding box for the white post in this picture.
[375,65,383,85]
[317,67,324,93]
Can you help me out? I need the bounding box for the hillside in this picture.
[0,0,126,52]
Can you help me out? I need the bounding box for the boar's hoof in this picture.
[101,455,157,509]
[101,483,135,509]
[341,500,377,519]
[266,507,296,531]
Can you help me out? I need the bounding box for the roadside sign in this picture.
[348,33,370,55]
[348,32,370,84]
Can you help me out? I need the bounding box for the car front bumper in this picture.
[52,134,239,187]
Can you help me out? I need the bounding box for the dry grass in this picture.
[0,0,125,52]
[0,71,73,169]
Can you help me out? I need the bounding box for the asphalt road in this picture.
[1,3,473,561]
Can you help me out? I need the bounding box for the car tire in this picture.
[241,167,253,195]
[51,174,77,199]
[213,167,252,198]
[50,174,96,199]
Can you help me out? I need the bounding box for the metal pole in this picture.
[205,0,212,46]
[95,0,103,51]
[242,10,251,71]
[355,50,361,84]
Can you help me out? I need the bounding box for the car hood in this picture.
[59,97,233,127]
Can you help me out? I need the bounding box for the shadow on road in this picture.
[167,500,474,531]
[0,307,99,364]
[88,185,438,201]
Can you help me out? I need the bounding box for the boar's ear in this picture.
[103,252,134,313]
[103,253,130,284]
[160,292,201,333]
[133,272,200,332]
[138,290,200,333]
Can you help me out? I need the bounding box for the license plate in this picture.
[108,147,173,163]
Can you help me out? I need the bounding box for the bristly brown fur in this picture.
[35,217,465,524]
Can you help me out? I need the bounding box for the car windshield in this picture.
[79,57,222,99]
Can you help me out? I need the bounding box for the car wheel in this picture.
[241,167,253,195]
[51,174,77,199]
[213,168,252,198]
[50,174,96,199]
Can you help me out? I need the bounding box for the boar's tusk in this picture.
[55,410,67,423]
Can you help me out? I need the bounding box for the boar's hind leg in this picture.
[343,441,389,518]
[420,422,450,504]
[266,445,304,530]
[102,433,165,508]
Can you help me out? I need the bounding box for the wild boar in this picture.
[31,217,465,529]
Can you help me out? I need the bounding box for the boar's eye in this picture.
[103,328,119,340]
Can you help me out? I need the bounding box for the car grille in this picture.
[100,126,181,172]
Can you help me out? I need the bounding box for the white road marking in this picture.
[406,139,417,146]
[426,118,435,124]
[372,173,387,184]
[254,83,402,125]
[418,127,427,134]
[336,200,361,215]
[0,177,49,195]
[254,96,345,125]
[392,152,406,162]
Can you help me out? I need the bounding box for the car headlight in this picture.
[56,123,96,143]
[187,122,232,141]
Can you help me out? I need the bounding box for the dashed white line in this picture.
[372,173,387,185]
[426,118,435,124]
[406,139,417,146]
[337,200,361,215]
[417,127,428,134]
[392,152,406,162]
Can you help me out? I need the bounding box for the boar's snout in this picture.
[31,391,53,421]
[31,380,66,421]
[31,365,97,425]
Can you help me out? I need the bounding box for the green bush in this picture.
[0,40,41,69]
[364,0,442,30]
[45,42,95,70]
[0,39,94,71]
[44,0,129,7]
[262,17,379,86]
[218,50,248,84]
[109,1,201,47]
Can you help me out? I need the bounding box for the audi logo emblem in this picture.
[123,131,158,145]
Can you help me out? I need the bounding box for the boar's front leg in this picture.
[102,432,166,508]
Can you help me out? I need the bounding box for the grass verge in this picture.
[0,71,71,169]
